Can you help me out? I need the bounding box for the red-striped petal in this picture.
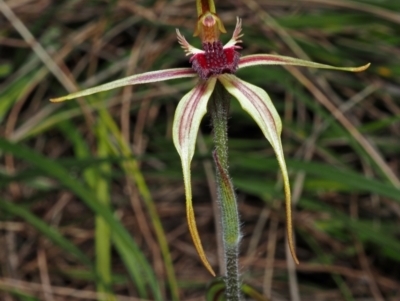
[50,68,197,102]
[239,54,370,72]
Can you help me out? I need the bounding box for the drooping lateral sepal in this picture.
[50,68,197,102]
[218,74,299,264]
[172,78,217,276]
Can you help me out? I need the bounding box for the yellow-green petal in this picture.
[173,78,217,276]
[218,74,299,264]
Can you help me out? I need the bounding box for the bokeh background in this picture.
[1,0,400,300]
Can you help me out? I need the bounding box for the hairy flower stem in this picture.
[209,81,241,301]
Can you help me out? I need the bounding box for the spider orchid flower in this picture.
[51,0,370,277]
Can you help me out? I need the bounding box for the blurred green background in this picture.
[1,0,399,300]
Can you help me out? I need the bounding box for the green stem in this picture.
[95,123,116,301]
[209,81,241,301]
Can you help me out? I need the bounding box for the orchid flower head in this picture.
[50,0,370,277]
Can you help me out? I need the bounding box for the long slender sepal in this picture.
[173,78,217,276]
[239,54,370,72]
[218,74,299,265]
[50,68,197,102]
